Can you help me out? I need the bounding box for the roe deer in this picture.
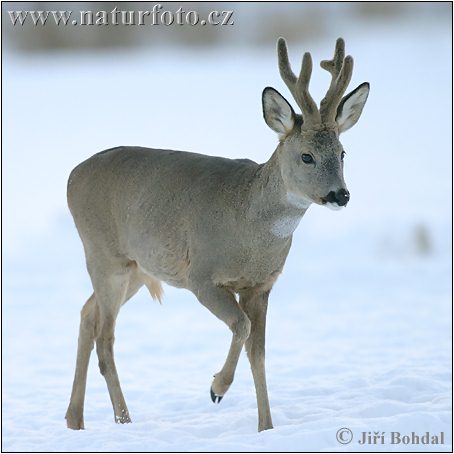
[66,37,369,432]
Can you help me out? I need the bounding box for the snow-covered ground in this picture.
[3,23,452,452]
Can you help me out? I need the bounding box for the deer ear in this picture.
[336,82,369,133]
[262,87,295,137]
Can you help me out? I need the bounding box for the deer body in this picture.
[68,146,297,291]
[66,38,369,432]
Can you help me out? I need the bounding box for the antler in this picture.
[277,37,321,127]
[319,38,354,124]
[277,37,355,129]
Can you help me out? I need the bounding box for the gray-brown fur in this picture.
[65,38,369,432]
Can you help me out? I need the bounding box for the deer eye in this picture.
[341,151,346,161]
[301,154,314,164]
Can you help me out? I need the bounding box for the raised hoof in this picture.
[210,387,223,404]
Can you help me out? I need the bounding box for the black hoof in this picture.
[210,387,223,404]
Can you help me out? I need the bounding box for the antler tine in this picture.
[297,53,321,120]
[277,38,321,126]
[277,38,300,106]
[320,37,345,76]
[319,38,354,123]
[277,38,297,85]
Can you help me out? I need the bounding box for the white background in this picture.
[3,3,452,451]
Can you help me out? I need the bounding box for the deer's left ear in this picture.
[336,82,369,133]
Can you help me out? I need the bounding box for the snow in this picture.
[3,22,452,452]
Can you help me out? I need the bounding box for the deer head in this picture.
[263,38,369,209]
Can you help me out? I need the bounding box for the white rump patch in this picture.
[271,215,302,238]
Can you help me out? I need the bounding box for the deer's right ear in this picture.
[262,87,295,137]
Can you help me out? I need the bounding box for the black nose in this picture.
[326,189,350,206]
[336,188,350,206]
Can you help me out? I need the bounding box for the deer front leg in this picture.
[240,290,273,432]
[192,282,251,403]
[211,332,245,404]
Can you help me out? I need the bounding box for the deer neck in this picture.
[247,145,310,239]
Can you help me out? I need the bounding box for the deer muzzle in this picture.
[323,188,350,207]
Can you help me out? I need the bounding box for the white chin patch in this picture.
[325,202,344,211]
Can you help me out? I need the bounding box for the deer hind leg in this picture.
[66,258,145,429]
[92,261,148,425]
[66,293,99,429]
[192,282,251,403]
[239,290,273,432]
